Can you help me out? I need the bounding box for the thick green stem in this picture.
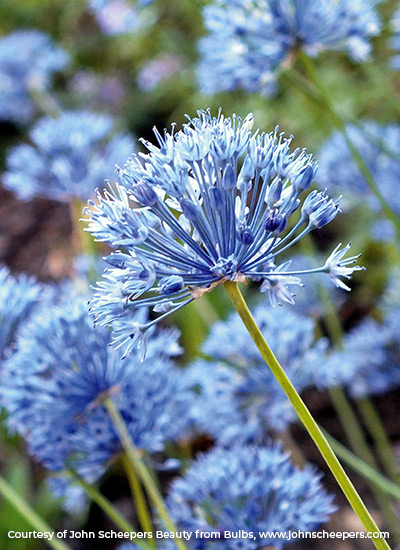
[358,398,400,487]
[224,281,391,550]
[122,454,155,545]
[104,398,189,550]
[298,52,400,248]
[0,474,71,550]
[68,470,153,550]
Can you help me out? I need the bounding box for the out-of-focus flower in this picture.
[0,266,42,360]
[186,305,341,444]
[68,71,126,112]
[85,109,362,354]
[166,445,335,549]
[317,122,400,240]
[2,110,135,202]
[137,54,183,91]
[198,0,381,95]
[88,0,153,35]
[1,299,187,485]
[327,309,400,399]
[0,30,70,124]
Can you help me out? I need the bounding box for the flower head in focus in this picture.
[1,299,187,484]
[166,445,335,549]
[0,30,70,125]
[198,0,381,95]
[2,110,135,202]
[86,109,362,354]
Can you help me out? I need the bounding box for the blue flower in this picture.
[0,266,42,360]
[317,122,400,240]
[186,304,336,444]
[198,0,381,95]
[326,310,400,399]
[86,110,362,353]
[1,299,188,482]
[0,30,70,125]
[89,0,152,36]
[3,110,135,202]
[166,445,335,550]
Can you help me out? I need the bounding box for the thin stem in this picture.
[224,281,391,550]
[104,397,189,550]
[358,398,400,487]
[323,431,400,503]
[298,52,400,249]
[68,470,153,550]
[122,454,155,545]
[0,474,71,550]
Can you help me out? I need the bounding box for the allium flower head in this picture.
[167,445,335,549]
[1,299,187,481]
[89,0,153,35]
[3,110,135,202]
[86,110,362,353]
[318,122,400,240]
[186,305,336,444]
[198,0,381,95]
[329,310,400,399]
[0,266,42,360]
[0,30,70,124]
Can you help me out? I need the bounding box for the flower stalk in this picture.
[104,397,189,550]
[224,280,391,550]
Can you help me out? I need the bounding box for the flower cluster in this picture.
[317,122,400,240]
[2,110,135,202]
[198,0,381,95]
[186,304,344,445]
[0,299,188,482]
[0,266,42,361]
[166,445,335,550]
[0,30,70,124]
[88,0,153,35]
[327,308,400,399]
[86,110,362,354]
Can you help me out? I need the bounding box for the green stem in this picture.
[224,280,391,550]
[358,398,400,487]
[298,52,400,248]
[0,474,71,550]
[323,431,400,503]
[104,397,189,550]
[122,454,155,545]
[68,470,153,550]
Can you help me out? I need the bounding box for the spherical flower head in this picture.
[317,122,400,240]
[2,110,135,202]
[334,310,400,399]
[86,109,362,354]
[198,0,381,95]
[1,299,188,481]
[0,30,70,125]
[186,304,331,444]
[166,445,335,549]
[89,0,153,36]
[0,266,42,360]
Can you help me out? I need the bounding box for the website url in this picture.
[258,530,390,542]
